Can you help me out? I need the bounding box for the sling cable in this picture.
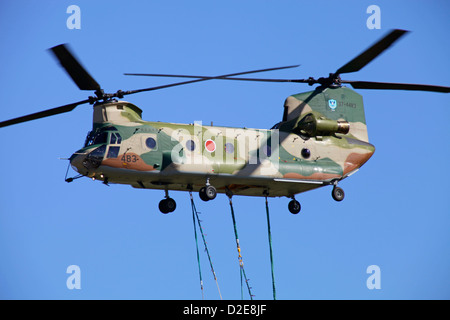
[264,191,276,300]
[227,192,254,300]
[189,191,222,300]
[189,189,276,300]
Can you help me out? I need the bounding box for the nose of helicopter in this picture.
[69,144,107,176]
[69,152,89,176]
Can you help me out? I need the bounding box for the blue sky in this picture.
[0,0,449,299]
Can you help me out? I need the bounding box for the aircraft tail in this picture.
[281,86,369,142]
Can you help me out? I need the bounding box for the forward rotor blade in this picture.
[125,73,302,83]
[50,44,101,91]
[122,65,300,95]
[0,99,90,128]
[335,29,409,75]
[342,80,450,93]
[124,64,299,79]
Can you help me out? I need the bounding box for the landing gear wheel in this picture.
[159,197,176,214]
[199,185,217,201]
[204,185,217,200]
[332,186,345,202]
[288,199,301,214]
[199,187,209,201]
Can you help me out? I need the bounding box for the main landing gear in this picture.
[288,197,301,214]
[331,180,345,202]
[331,186,345,202]
[158,179,218,214]
[287,183,345,214]
[159,189,176,214]
[199,178,217,202]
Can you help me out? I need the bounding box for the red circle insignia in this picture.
[205,139,216,152]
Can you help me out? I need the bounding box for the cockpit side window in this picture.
[110,132,122,144]
[106,146,120,159]
[117,134,122,144]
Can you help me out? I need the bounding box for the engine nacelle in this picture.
[295,112,350,137]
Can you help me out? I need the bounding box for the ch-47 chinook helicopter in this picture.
[1,29,449,214]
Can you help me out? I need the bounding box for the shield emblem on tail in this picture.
[328,99,337,110]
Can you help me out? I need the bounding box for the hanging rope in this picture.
[191,193,204,299]
[265,194,276,300]
[189,191,222,300]
[228,195,254,300]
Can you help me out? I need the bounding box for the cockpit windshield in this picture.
[84,126,119,147]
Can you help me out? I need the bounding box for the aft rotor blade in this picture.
[123,65,300,95]
[50,44,102,91]
[342,80,450,93]
[124,74,450,93]
[0,99,90,128]
[335,29,409,75]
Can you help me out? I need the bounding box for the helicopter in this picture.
[1,29,448,214]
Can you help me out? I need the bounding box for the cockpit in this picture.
[84,126,122,147]
[76,126,123,170]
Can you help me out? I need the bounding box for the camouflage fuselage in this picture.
[70,86,375,197]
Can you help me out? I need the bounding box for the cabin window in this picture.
[263,145,271,157]
[146,137,157,150]
[225,142,234,154]
[301,148,311,159]
[186,139,196,151]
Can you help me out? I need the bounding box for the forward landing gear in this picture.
[159,189,176,214]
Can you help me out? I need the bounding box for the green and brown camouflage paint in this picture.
[70,86,374,198]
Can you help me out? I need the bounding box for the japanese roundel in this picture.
[205,139,216,152]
